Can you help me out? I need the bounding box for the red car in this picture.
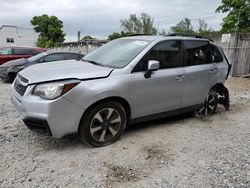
[0,47,46,65]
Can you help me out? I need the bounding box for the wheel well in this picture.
[211,83,230,109]
[79,97,131,130]
[211,83,225,92]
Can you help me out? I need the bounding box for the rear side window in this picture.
[211,44,223,63]
[184,41,212,66]
[134,40,182,72]
[64,53,81,60]
[13,49,29,55]
[13,48,40,55]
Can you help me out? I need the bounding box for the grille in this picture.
[0,67,8,71]
[14,76,28,96]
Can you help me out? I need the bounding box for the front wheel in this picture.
[79,101,127,147]
[196,91,218,116]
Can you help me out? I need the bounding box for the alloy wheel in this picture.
[197,92,217,116]
[90,108,122,142]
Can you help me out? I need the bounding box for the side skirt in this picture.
[129,104,201,125]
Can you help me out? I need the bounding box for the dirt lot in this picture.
[0,78,250,188]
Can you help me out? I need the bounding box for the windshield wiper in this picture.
[83,59,104,67]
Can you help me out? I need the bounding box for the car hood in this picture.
[2,58,28,67]
[19,60,114,84]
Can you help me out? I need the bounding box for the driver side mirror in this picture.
[144,60,160,78]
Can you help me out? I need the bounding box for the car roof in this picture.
[0,46,46,51]
[123,35,211,42]
[46,52,82,55]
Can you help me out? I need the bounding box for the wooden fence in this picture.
[49,39,107,55]
[211,34,250,77]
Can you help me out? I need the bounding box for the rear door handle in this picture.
[176,75,185,81]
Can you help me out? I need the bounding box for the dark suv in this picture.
[0,52,84,82]
[0,47,46,65]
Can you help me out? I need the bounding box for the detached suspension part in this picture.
[213,84,230,111]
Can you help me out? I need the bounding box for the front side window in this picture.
[44,54,64,62]
[184,41,212,66]
[134,40,182,72]
[83,39,151,68]
[28,52,48,62]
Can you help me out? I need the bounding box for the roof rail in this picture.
[166,33,214,42]
[129,34,153,37]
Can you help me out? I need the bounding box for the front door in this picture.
[132,40,185,118]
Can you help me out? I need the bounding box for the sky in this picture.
[0,0,226,42]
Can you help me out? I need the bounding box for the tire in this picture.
[196,91,218,116]
[8,73,17,83]
[79,101,127,147]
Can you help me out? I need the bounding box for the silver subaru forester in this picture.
[11,35,231,147]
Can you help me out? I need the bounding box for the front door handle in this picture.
[176,75,185,81]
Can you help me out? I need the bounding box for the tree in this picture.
[170,18,194,33]
[31,14,65,48]
[197,19,215,35]
[158,29,167,36]
[216,0,250,33]
[108,31,134,40]
[82,35,95,40]
[120,13,158,35]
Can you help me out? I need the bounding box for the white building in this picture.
[0,25,39,47]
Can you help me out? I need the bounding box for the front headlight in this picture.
[33,80,80,100]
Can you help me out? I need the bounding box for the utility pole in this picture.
[77,31,81,41]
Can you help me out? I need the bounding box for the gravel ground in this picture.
[0,78,250,188]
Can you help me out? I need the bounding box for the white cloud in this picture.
[0,0,226,41]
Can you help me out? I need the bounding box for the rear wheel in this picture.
[196,91,218,116]
[79,101,127,147]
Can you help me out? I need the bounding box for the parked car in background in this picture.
[0,52,84,82]
[0,47,46,65]
[11,34,230,147]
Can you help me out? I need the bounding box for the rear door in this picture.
[211,44,228,81]
[133,40,185,118]
[182,40,217,108]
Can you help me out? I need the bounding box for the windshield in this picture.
[27,52,47,62]
[0,48,12,55]
[83,39,151,68]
